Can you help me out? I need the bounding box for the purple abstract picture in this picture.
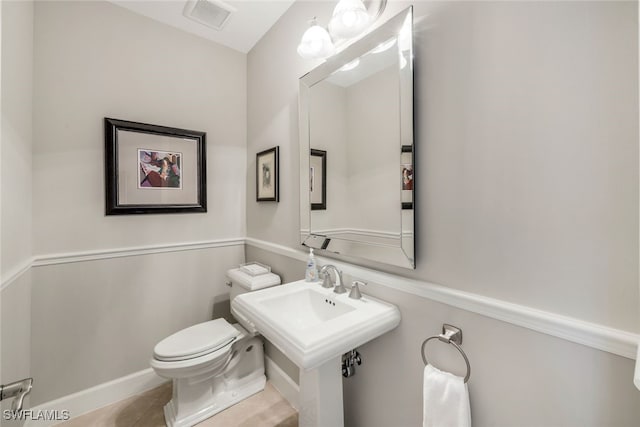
[138,149,182,189]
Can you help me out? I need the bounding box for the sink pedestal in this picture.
[298,357,344,427]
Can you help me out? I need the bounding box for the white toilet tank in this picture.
[226,266,281,301]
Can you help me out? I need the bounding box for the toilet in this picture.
[150,266,281,427]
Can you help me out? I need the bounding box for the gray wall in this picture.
[31,246,243,404]
[246,1,640,425]
[33,0,247,255]
[25,1,248,405]
[1,0,33,274]
[1,0,34,419]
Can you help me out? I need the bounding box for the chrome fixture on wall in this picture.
[297,0,388,60]
[421,325,471,383]
[0,377,33,412]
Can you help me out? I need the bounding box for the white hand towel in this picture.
[423,364,471,427]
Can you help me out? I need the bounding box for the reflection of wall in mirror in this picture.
[309,80,349,229]
[309,64,401,242]
[345,65,400,235]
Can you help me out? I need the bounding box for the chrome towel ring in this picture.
[421,324,471,383]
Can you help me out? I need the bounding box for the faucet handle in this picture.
[349,281,367,299]
[319,268,333,288]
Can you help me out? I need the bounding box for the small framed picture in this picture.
[310,149,327,210]
[256,146,279,202]
[104,118,207,215]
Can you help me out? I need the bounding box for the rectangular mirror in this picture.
[299,7,414,269]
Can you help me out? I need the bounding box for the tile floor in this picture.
[57,382,298,427]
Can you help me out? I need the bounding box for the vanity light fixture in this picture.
[297,17,336,60]
[297,0,387,60]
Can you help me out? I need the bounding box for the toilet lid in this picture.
[154,319,240,361]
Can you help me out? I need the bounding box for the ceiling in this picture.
[109,0,296,53]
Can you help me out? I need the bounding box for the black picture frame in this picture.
[104,118,207,215]
[310,149,327,210]
[256,146,279,202]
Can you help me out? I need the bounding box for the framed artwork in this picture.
[401,145,413,209]
[104,118,207,215]
[256,146,279,202]
[310,149,326,210]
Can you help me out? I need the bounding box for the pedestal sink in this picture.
[231,279,401,427]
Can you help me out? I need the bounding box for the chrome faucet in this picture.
[319,265,346,294]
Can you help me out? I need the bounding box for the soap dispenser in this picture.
[305,248,318,282]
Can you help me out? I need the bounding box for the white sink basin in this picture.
[231,279,401,370]
[260,288,356,329]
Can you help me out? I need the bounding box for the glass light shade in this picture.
[370,38,396,54]
[328,0,370,40]
[297,22,336,59]
[339,58,360,72]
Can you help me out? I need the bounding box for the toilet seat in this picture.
[154,319,240,362]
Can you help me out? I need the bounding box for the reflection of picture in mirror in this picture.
[401,164,413,190]
[310,149,326,210]
[138,149,182,189]
[256,146,279,202]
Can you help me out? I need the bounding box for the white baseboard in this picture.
[25,368,167,427]
[265,356,299,411]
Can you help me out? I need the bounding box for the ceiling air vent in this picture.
[183,0,236,31]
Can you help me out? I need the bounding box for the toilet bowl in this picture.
[150,267,281,427]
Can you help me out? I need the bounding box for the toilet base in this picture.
[163,373,266,427]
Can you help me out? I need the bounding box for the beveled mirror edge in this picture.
[299,80,311,245]
[299,6,415,270]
